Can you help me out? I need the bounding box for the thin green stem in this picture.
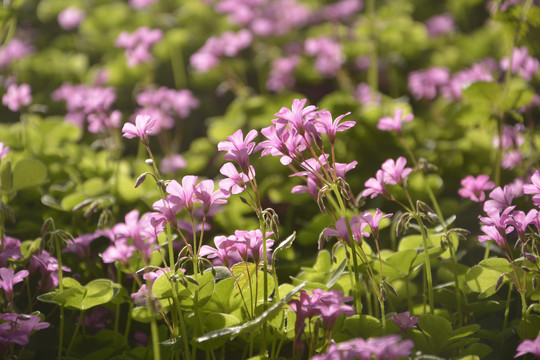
[150,315,162,360]
[65,311,83,359]
[503,282,513,330]
[55,236,65,360]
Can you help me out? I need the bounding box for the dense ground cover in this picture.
[2,0,540,359]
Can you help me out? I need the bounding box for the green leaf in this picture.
[335,314,382,341]
[462,81,501,109]
[0,160,12,193]
[526,6,540,26]
[196,282,306,343]
[273,232,296,260]
[518,314,540,340]
[466,258,511,298]
[152,271,215,310]
[326,258,347,289]
[12,158,47,191]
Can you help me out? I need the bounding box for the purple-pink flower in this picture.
[219,162,254,195]
[362,169,390,199]
[304,36,344,77]
[377,109,414,134]
[0,268,29,306]
[360,209,392,239]
[524,170,540,207]
[116,27,162,67]
[458,175,495,202]
[58,7,85,30]
[2,83,32,112]
[515,333,540,358]
[194,179,230,215]
[425,13,456,37]
[381,157,413,186]
[217,129,258,173]
[391,311,419,332]
[501,47,539,82]
[122,114,157,144]
[314,110,355,144]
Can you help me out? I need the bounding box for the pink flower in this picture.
[362,169,389,199]
[323,216,369,245]
[272,98,318,136]
[101,239,136,265]
[408,67,450,100]
[217,129,258,172]
[166,175,199,213]
[515,333,540,358]
[425,13,455,37]
[160,154,187,174]
[501,47,539,82]
[2,83,32,112]
[129,0,158,9]
[458,175,495,202]
[58,7,85,30]
[381,157,413,186]
[219,162,254,195]
[377,109,414,134]
[0,268,29,304]
[194,179,230,215]
[200,235,242,268]
[391,311,419,331]
[524,170,540,207]
[304,36,344,77]
[314,110,354,144]
[266,55,300,92]
[122,114,157,144]
[360,209,392,239]
[483,186,516,213]
[115,27,162,67]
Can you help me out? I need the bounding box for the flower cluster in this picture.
[213,0,311,37]
[304,36,344,77]
[408,60,495,101]
[190,30,252,73]
[0,313,50,354]
[289,289,354,335]
[459,175,495,203]
[200,229,274,268]
[500,46,539,81]
[133,86,199,132]
[311,334,414,360]
[425,13,455,37]
[362,157,413,199]
[475,173,540,249]
[115,27,163,67]
[2,83,32,112]
[266,55,300,92]
[0,38,33,70]
[52,83,120,133]
[493,123,525,170]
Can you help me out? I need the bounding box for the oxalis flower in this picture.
[459,174,495,202]
[377,108,414,134]
[122,114,157,144]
